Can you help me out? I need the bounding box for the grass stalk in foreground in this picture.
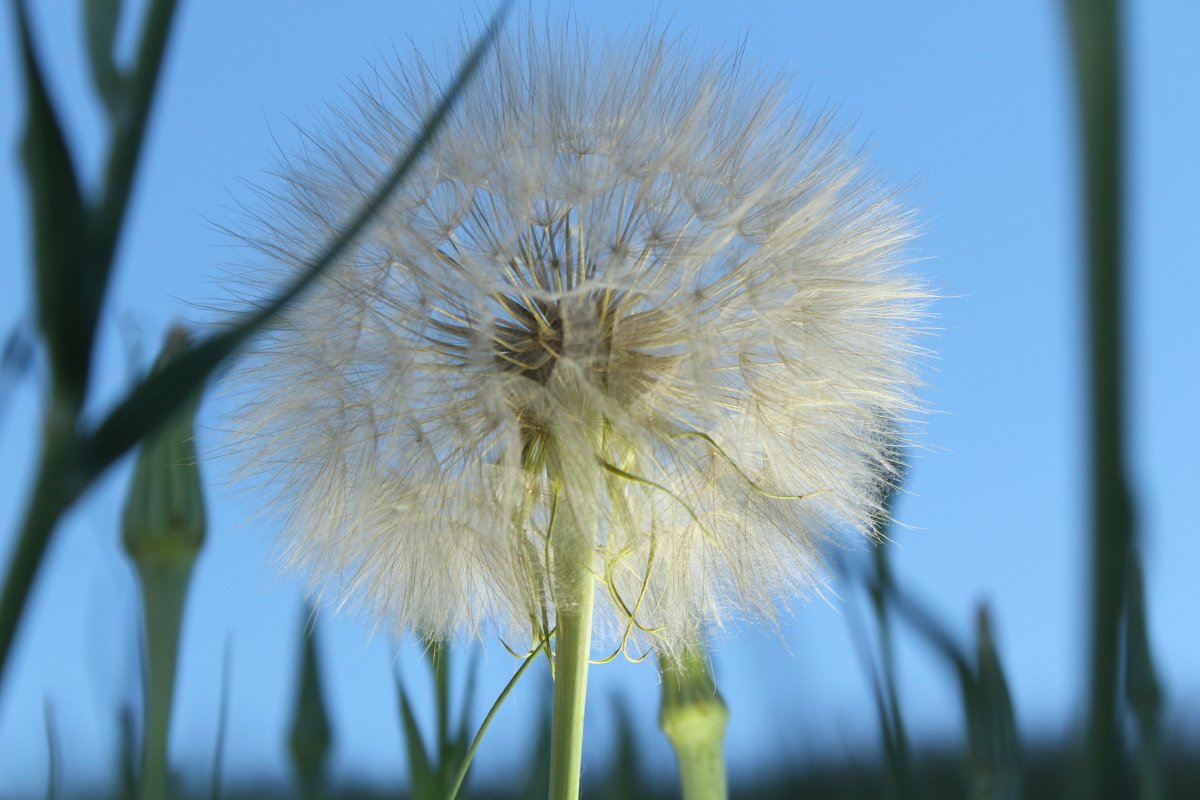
[122,330,206,800]
[1124,555,1164,800]
[1065,0,1135,797]
[289,612,332,800]
[658,643,729,800]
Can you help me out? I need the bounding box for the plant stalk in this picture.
[659,646,729,800]
[548,522,596,800]
[1065,0,1134,797]
[135,561,193,800]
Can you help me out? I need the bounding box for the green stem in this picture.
[135,561,194,800]
[445,637,548,800]
[548,528,596,800]
[1065,1,1133,797]
[659,646,729,800]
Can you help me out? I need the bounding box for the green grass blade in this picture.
[290,612,332,800]
[395,666,436,800]
[209,636,232,800]
[90,0,180,324]
[84,0,124,114]
[13,0,90,412]
[43,697,60,800]
[518,696,554,800]
[1064,0,1134,796]
[966,606,1021,800]
[869,543,914,800]
[846,576,912,800]
[427,638,451,773]
[1125,555,1164,800]
[601,696,644,800]
[117,704,137,800]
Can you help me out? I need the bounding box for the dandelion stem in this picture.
[548,512,596,800]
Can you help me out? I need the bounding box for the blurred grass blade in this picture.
[85,0,124,114]
[1064,0,1134,796]
[14,0,90,412]
[395,665,435,799]
[83,0,511,479]
[90,0,180,319]
[877,578,972,685]
[43,697,60,800]
[117,704,137,800]
[862,441,915,799]
[209,636,233,800]
[122,329,207,800]
[290,611,332,800]
[427,638,451,778]
[658,643,729,800]
[518,696,553,800]
[869,540,914,800]
[1124,555,1164,800]
[846,573,912,800]
[876,579,1025,798]
[966,606,1021,800]
[0,0,181,689]
[601,695,644,800]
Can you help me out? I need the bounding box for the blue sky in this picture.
[1,1,1198,796]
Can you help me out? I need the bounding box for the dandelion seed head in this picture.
[226,18,931,657]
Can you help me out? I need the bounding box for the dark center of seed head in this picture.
[494,293,619,387]
[493,297,566,385]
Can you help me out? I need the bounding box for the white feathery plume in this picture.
[225,19,931,659]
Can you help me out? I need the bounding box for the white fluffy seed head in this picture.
[224,18,931,659]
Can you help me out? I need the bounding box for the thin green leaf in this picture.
[89,0,180,330]
[603,696,644,800]
[845,573,912,800]
[966,606,1021,800]
[85,0,124,113]
[395,667,435,800]
[289,611,332,799]
[209,636,232,800]
[427,638,451,768]
[872,573,972,685]
[82,1,511,479]
[1125,555,1164,800]
[517,696,554,800]
[43,697,60,800]
[1066,0,1133,797]
[446,635,548,800]
[14,0,90,410]
[117,705,137,800]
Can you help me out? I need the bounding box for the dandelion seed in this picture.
[226,19,930,663]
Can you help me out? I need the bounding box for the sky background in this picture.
[1,0,1198,796]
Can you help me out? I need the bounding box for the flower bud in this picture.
[122,327,205,567]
